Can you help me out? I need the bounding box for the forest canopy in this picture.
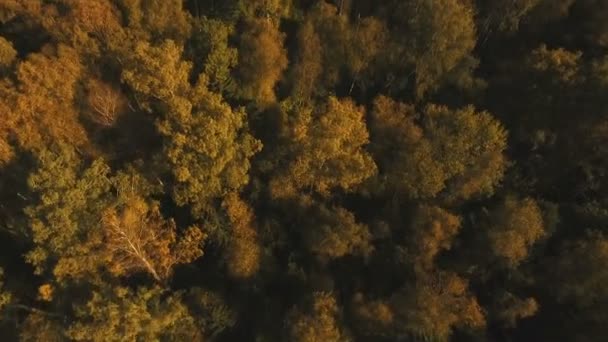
[0,0,606,341]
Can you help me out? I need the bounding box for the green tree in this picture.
[25,143,112,277]
[189,17,238,94]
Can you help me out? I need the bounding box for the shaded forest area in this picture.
[0,0,607,341]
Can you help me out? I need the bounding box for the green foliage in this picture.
[25,143,112,276]
[190,17,238,93]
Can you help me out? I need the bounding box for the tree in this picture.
[390,271,485,340]
[369,0,478,97]
[11,45,90,153]
[157,79,262,217]
[85,78,127,127]
[369,96,508,201]
[299,198,372,261]
[68,286,202,342]
[26,145,205,282]
[121,39,192,105]
[270,97,376,198]
[0,36,16,68]
[493,292,539,328]
[25,143,112,278]
[408,206,461,271]
[423,104,508,202]
[236,18,288,104]
[551,231,608,308]
[287,292,350,342]
[115,0,192,42]
[122,40,262,217]
[485,197,546,267]
[189,17,238,94]
[222,193,261,278]
[351,293,394,337]
[20,312,65,342]
[290,20,323,101]
[101,195,205,282]
[477,0,543,33]
[0,268,12,311]
[368,95,442,198]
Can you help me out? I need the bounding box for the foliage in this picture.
[0,1,607,341]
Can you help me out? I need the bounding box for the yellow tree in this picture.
[26,144,206,283]
[222,193,261,278]
[408,206,461,271]
[10,45,90,153]
[287,292,350,342]
[0,36,16,69]
[68,286,202,342]
[299,198,372,261]
[236,18,288,104]
[390,271,485,340]
[101,197,206,282]
[486,196,546,267]
[270,97,376,198]
[122,40,262,217]
[369,96,508,201]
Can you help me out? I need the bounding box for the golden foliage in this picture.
[11,45,89,152]
[237,18,288,104]
[0,36,16,67]
[38,284,54,302]
[391,272,485,339]
[495,292,539,327]
[410,206,461,271]
[352,293,394,336]
[101,197,206,281]
[288,292,349,342]
[222,193,261,278]
[487,197,546,267]
[271,97,376,198]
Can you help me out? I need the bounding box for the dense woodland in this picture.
[0,0,607,341]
